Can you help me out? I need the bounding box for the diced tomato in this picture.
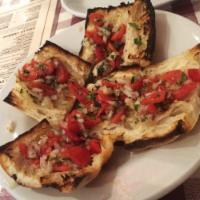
[56,64,70,84]
[68,81,92,106]
[145,104,158,115]
[107,42,117,52]
[173,82,197,100]
[40,144,51,156]
[131,78,143,91]
[96,90,114,104]
[95,46,105,62]
[44,59,55,75]
[89,13,104,26]
[84,117,101,129]
[111,24,126,41]
[47,132,61,147]
[111,108,125,123]
[31,159,40,166]
[18,143,28,158]
[93,33,104,45]
[88,139,101,154]
[18,66,38,82]
[161,70,182,84]
[141,88,166,105]
[109,56,121,69]
[63,110,83,142]
[52,163,70,172]
[188,68,200,82]
[26,82,57,96]
[97,103,110,117]
[101,79,123,89]
[60,146,91,168]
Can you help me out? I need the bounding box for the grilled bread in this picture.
[86,44,200,150]
[0,120,114,192]
[79,0,155,67]
[4,41,91,127]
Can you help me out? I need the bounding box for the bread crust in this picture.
[0,120,114,192]
[4,41,91,127]
[79,0,155,67]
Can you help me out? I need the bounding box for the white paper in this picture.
[0,0,58,89]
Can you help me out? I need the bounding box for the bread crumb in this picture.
[6,120,16,133]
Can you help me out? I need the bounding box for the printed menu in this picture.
[0,0,58,89]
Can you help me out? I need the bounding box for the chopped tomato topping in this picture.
[53,163,70,172]
[101,79,123,89]
[173,82,197,100]
[96,90,114,104]
[145,104,158,115]
[44,59,55,75]
[88,139,101,154]
[26,82,57,96]
[188,68,200,82]
[108,42,117,52]
[86,28,104,45]
[89,13,104,26]
[95,46,105,62]
[31,159,40,166]
[84,117,101,129]
[111,24,126,41]
[109,56,121,69]
[131,78,143,91]
[141,88,166,105]
[18,143,28,158]
[60,146,91,168]
[56,64,70,83]
[40,144,51,156]
[68,81,92,106]
[64,110,83,142]
[97,103,110,117]
[111,108,125,123]
[18,64,39,81]
[161,70,182,84]
[47,132,61,147]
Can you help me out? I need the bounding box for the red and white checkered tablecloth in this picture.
[1,0,200,199]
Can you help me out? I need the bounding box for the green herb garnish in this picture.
[97,64,106,76]
[134,103,140,111]
[129,22,140,30]
[38,63,45,69]
[178,72,187,85]
[131,76,135,83]
[88,92,96,100]
[134,37,142,46]
[23,69,29,75]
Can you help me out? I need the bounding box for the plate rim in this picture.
[1,10,200,200]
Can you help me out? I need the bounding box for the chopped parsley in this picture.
[23,69,29,75]
[131,76,135,83]
[134,37,142,46]
[134,103,140,111]
[76,102,82,108]
[38,63,45,69]
[97,64,106,76]
[88,92,96,100]
[129,22,140,30]
[177,72,187,85]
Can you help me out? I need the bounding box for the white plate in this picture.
[1,10,200,200]
[61,0,174,18]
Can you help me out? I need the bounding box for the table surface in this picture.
[1,0,200,199]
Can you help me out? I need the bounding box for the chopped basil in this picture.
[110,54,115,59]
[76,102,82,108]
[23,69,29,75]
[178,72,187,85]
[88,92,96,100]
[134,103,140,111]
[129,22,140,30]
[134,37,142,46]
[38,63,45,69]
[97,64,106,76]
[131,76,135,83]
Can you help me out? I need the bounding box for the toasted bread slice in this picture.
[4,41,91,127]
[0,120,113,192]
[87,44,200,149]
[79,0,155,67]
